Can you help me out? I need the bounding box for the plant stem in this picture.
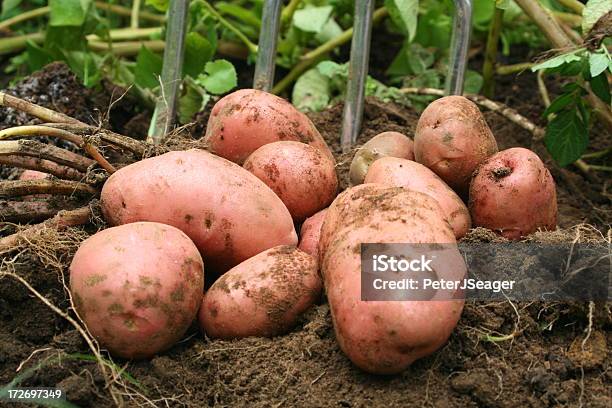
[0,179,97,198]
[495,62,535,75]
[131,0,142,29]
[201,0,258,54]
[272,6,389,95]
[88,40,165,56]
[537,70,551,107]
[281,0,303,27]
[0,6,50,32]
[94,1,165,23]
[581,147,612,160]
[88,27,162,42]
[0,32,44,55]
[0,92,81,124]
[482,7,504,98]
[584,165,612,172]
[556,0,584,15]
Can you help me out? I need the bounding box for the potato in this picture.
[298,209,327,260]
[364,157,471,238]
[70,222,204,359]
[19,170,49,180]
[320,185,465,374]
[199,245,321,339]
[243,141,337,222]
[349,131,414,186]
[414,96,498,195]
[204,89,334,164]
[469,147,557,239]
[101,149,297,272]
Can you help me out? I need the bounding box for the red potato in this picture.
[349,131,414,186]
[364,157,471,238]
[19,170,49,180]
[319,185,465,374]
[199,245,321,339]
[298,208,327,260]
[100,149,297,272]
[70,222,204,359]
[243,141,337,222]
[204,89,334,164]
[414,96,498,195]
[469,147,557,239]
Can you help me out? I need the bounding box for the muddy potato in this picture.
[364,157,471,238]
[19,170,49,180]
[100,149,297,272]
[70,222,204,359]
[298,209,327,260]
[243,141,337,222]
[414,96,498,195]
[199,246,321,339]
[469,147,557,239]
[349,131,414,186]
[320,185,465,374]
[204,89,334,164]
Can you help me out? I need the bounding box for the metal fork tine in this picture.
[340,0,375,153]
[253,0,283,91]
[446,0,473,95]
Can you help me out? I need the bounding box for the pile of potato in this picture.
[69,90,557,373]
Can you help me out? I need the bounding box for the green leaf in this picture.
[179,81,210,124]
[545,110,589,167]
[216,2,260,28]
[495,0,511,9]
[316,60,344,78]
[292,68,331,112]
[197,59,237,94]
[385,0,419,41]
[134,46,163,89]
[183,32,214,78]
[590,72,611,104]
[588,51,609,77]
[543,92,575,117]
[531,50,585,72]
[146,0,169,13]
[1,0,22,18]
[49,0,91,27]
[315,18,343,44]
[293,6,333,33]
[464,70,484,94]
[25,41,54,71]
[582,0,611,33]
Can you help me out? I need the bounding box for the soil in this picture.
[0,61,610,408]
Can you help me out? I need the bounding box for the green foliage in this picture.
[197,59,237,94]
[134,46,163,89]
[582,0,611,33]
[385,0,419,41]
[146,0,170,13]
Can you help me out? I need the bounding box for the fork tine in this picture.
[253,0,283,91]
[446,0,473,95]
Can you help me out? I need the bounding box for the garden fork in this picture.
[253,0,473,152]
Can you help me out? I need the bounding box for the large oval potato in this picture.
[100,149,297,272]
[204,89,334,164]
[199,245,321,339]
[364,157,471,238]
[469,147,557,239]
[70,222,204,359]
[349,131,414,186]
[320,185,465,374]
[243,141,337,222]
[298,208,327,260]
[414,96,498,195]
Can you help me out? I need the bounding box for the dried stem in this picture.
[0,140,95,172]
[0,201,79,223]
[0,179,97,198]
[0,155,84,180]
[482,7,504,98]
[0,93,82,125]
[45,123,146,156]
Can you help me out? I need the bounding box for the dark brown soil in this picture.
[0,64,610,407]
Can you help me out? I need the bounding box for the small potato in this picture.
[199,246,321,339]
[243,141,337,222]
[469,147,557,239]
[204,89,334,164]
[19,170,49,180]
[414,96,498,195]
[349,131,414,186]
[364,157,471,238]
[70,222,204,359]
[298,209,327,260]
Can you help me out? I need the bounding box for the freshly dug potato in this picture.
[349,131,414,185]
[70,222,204,359]
[101,149,297,272]
[414,96,498,195]
[243,141,337,222]
[298,208,327,260]
[199,245,321,339]
[320,184,465,374]
[469,147,557,239]
[204,89,334,164]
[19,170,49,180]
[364,157,471,238]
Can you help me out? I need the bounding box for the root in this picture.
[0,200,79,223]
[0,155,84,180]
[0,92,82,125]
[0,179,97,198]
[46,123,147,157]
[0,140,95,172]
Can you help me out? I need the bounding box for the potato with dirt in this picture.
[319,184,465,374]
[199,245,321,339]
[70,222,204,359]
[364,157,471,238]
[469,147,557,239]
[243,141,337,222]
[414,96,498,195]
[204,89,334,164]
[349,131,414,186]
[100,149,297,272]
[298,208,327,260]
